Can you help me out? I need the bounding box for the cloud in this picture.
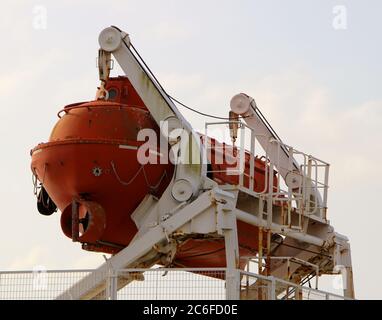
[7,246,48,270]
[146,21,193,40]
[73,253,108,269]
[0,0,380,298]
[159,72,204,93]
[176,66,382,188]
[150,66,382,191]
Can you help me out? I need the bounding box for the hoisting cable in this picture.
[168,95,249,120]
[124,31,301,173]
[127,39,251,121]
[120,29,290,138]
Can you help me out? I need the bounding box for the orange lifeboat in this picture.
[31,76,276,267]
[31,76,174,253]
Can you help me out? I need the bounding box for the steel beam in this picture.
[57,190,216,300]
[235,208,328,247]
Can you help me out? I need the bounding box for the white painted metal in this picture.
[98,26,205,201]
[171,179,194,202]
[230,93,325,215]
[333,233,355,298]
[203,116,353,297]
[57,188,241,299]
[204,120,329,223]
[215,189,240,300]
[55,26,355,300]
[235,208,327,247]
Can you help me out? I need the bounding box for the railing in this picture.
[115,268,226,300]
[0,269,93,300]
[0,267,348,300]
[204,121,330,228]
[239,270,347,300]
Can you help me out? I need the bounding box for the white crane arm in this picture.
[98,26,205,200]
[230,93,324,211]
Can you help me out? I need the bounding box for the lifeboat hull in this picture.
[32,141,173,250]
[30,76,272,268]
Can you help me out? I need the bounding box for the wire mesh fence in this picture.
[240,271,273,300]
[0,267,349,300]
[239,271,348,300]
[0,269,93,300]
[117,268,226,300]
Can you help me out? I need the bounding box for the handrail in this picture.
[57,103,147,118]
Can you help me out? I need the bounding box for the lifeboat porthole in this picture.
[107,88,118,100]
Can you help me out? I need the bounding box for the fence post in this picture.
[106,269,118,300]
[268,276,276,300]
[226,268,240,300]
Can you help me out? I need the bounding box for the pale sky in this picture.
[0,0,381,299]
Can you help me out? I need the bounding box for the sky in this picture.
[0,0,381,299]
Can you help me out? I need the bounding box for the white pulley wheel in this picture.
[285,171,303,189]
[98,27,123,52]
[230,93,252,116]
[171,179,194,202]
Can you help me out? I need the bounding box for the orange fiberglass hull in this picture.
[30,76,272,268]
